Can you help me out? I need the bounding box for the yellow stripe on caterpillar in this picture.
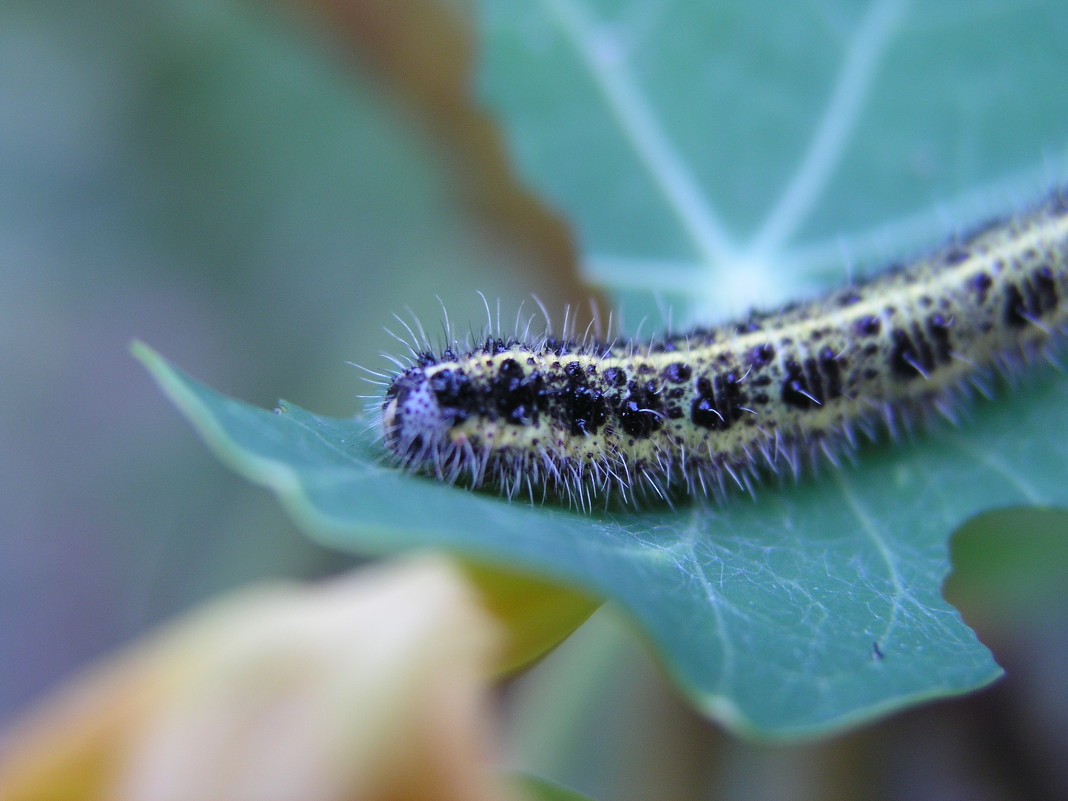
[379,190,1068,507]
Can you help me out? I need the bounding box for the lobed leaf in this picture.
[133,0,1068,739]
[135,341,1068,738]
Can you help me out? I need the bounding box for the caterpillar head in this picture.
[381,366,475,465]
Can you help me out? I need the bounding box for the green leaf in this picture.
[464,0,1068,736]
[129,0,1068,741]
[477,0,1068,321]
[135,341,1068,739]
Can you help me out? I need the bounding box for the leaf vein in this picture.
[541,0,736,265]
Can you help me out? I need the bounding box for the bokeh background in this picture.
[4,1,1068,799]
[1,0,582,719]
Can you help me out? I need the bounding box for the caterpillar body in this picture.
[379,191,1068,508]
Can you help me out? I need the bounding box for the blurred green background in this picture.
[4,1,1068,799]
[0,0,582,720]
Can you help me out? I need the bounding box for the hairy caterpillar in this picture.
[377,190,1068,508]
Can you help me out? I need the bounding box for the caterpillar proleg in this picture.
[378,190,1068,508]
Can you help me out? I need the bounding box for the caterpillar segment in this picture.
[380,191,1068,507]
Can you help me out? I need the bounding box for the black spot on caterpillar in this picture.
[375,189,1068,508]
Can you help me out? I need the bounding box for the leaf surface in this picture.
[134,0,1068,739]
[136,342,1068,738]
[478,0,1068,320]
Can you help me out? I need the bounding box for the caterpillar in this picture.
[377,190,1068,508]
